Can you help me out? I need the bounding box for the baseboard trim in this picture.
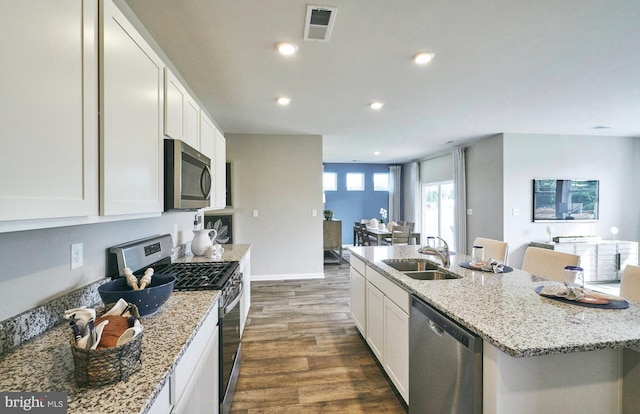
[252,272,325,281]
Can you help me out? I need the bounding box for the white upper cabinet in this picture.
[184,95,201,150]
[199,113,215,161]
[164,68,200,150]
[100,0,164,215]
[213,129,227,210]
[164,68,185,141]
[0,0,98,222]
[199,113,226,210]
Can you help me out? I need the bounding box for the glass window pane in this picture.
[346,172,364,191]
[323,172,337,191]
[373,173,389,191]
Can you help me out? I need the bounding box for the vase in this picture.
[378,223,386,231]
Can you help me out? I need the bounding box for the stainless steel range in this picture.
[108,234,243,414]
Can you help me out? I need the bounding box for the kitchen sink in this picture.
[403,270,460,280]
[382,259,439,272]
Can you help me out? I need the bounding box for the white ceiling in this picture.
[124,0,640,164]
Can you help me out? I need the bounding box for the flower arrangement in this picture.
[379,208,388,224]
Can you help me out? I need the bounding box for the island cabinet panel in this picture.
[483,342,621,414]
[0,0,98,221]
[383,296,409,402]
[350,267,366,335]
[365,281,385,361]
[354,263,410,404]
[100,0,164,215]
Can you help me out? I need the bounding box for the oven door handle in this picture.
[222,280,244,315]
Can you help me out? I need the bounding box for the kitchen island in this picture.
[350,245,640,413]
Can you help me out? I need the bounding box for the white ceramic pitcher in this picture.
[191,229,217,256]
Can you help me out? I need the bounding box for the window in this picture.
[346,172,364,191]
[373,173,389,191]
[323,172,337,191]
[422,181,455,251]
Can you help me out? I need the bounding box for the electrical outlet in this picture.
[71,243,83,269]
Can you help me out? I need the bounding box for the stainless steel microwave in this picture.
[164,139,211,210]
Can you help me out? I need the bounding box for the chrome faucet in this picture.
[418,236,450,267]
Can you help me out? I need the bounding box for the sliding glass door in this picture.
[422,181,455,251]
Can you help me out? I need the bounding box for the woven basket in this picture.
[70,303,143,387]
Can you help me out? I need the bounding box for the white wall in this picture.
[501,133,640,266]
[0,212,196,321]
[225,134,324,279]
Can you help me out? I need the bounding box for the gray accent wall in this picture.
[225,134,324,279]
[466,134,505,252]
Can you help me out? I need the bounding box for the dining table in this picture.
[354,225,421,245]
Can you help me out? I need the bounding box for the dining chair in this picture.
[521,246,580,282]
[472,237,509,264]
[356,222,374,246]
[391,225,412,245]
[620,264,640,301]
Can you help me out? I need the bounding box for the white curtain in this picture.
[388,165,401,222]
[453,147,467,254]
[403,162,421,236]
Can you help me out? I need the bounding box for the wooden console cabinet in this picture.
[323,220,342,263]
[530,240,638,283]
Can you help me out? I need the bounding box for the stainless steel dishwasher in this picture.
[409,295,482,414]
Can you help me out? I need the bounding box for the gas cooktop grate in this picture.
[156,261,239,291]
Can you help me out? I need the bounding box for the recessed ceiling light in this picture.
[369,102,384,110]
[413,51,435,65]
[591,125,612,130]
[276,96,291,105]
[374,151,380,156]
[276,42,298,56]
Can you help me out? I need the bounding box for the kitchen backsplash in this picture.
[0,279,106,355]
[0,243,191,356]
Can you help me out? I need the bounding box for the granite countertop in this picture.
[350,245,640,358]
[0,290,219,414]
[0,243,251,413]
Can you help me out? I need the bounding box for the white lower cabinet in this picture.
[365,281,385,361]
[147,300,220,414]
[350,267,366,335]
[147,378,172,414]
[239,249,251,336]
[383,296,409,402]
[172,305,219,414]
[349,257,409,404]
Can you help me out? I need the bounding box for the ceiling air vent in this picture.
[304,5,338,41]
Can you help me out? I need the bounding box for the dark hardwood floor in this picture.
[230,253,407,413]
